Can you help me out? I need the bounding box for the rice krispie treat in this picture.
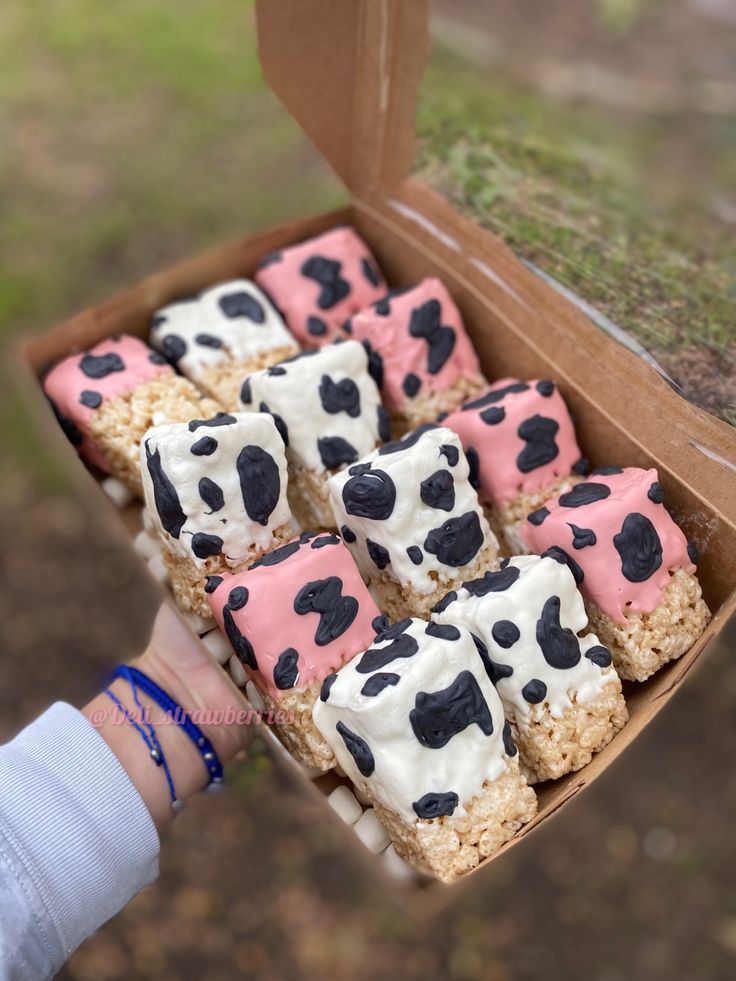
[206,531,380,770]
[313,617,537,881]
[441,378,585,553]
[431,555,628,783]
[140,412,293,617]
[43,334,220,494]
[328,425,500,620]
[522,468,711,682]
[344,278,487,435]
[149,279,298,408]
[254,226,387,347]
[238,341,388,530]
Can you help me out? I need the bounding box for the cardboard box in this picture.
[16,0,736,898]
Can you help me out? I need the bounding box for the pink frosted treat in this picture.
[522,467,710,682]
[442,378,586,552]
[254,226,387,348]
[207,530,381,769]
[43,334,220,494]
[344,277,487,434]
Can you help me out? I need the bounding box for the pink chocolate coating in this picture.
[522,467,695,624]
[43,334,173,471]
[254,226,387,348]
[442,377,582,506]
[346,277,481,411]
[207,532,380,700]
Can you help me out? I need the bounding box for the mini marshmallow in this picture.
[327,785,364,825]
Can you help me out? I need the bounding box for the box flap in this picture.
[256,0,428,195]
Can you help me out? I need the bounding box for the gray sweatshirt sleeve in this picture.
[0,703,160,979]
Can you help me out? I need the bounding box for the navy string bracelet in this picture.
[105,664,225,811]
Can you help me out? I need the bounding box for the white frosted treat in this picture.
[354,809,391,853]
[431,554,620,733]
[327,785,364,825]
[140,411,291,569]
[237,340,388,474]
[328,425,495,596]
[149,279,296,384]
[313,617,515,824]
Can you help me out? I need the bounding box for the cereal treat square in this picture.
[432,555,628,783]
[344,277,487,434]
[140,411,294,616]
[313,617,537,881]
[206,531,381,770]
[442,378,585,553]
[522,467,711,681]
[149,279,298,408]
[254,226,387,347]
[43,334,220,495]
[328,425,500,620]
[238,340,389,530]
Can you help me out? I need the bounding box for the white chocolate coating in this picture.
[432,554,620,733]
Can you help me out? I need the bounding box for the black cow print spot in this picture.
[80,352,125,379]
[341,525,357,544]
[357,633,418,673]
[372,286,409,317]
[361,340,384,390]
[648,482,665,504]
[259,250,282,268]
[491,620,520,649]
[408,299,456,375]
[439,444,459,467]
[348,462,372,476]
[204,575,222,594]
[293,577,358,646]
[319,374,361,417]
[585,645,612,668]
[527,507,550,526]
[406,545,423,565]
[377,618,412,641]
[144,440,186,539]
[516,415,560,473]
[536,380,555,397]
[592,466,623,476]
[410,670,493,749]
[480,406,506,426]
[377,405,391,442]
[558,482,611,508]
[465,447,480,491]
[522,679,547,704]
[420,470,455,511]
[162,335,187,362]
[311,534,340,549]
[274,648,300,690]
[425,622,460,641]
[541,545,584,585]
[614,512,663,583]
[222,606,257,670]
[413,792,459,819]
[336,721,374,777]
[536,595,581,669]
[190,436,218,456]
[371,613,391,636]
[361,672,400,697]
[150,313,167,330]
[240,378,252,404]
[307,316,328,337]
[463,383,529,411]
[361,257,382,287]
[149,351,168,365]
[320,673,337,702]
[195,333,223,349]
[502,720,518,757]
[301,256,350,309]
[568,523,597,550]
[188,413,237,431]
[318,436,358,470]
[366,539,390,570]
[342,468,396,520]
[473,632,514,686]
[462,565,520,597]
[219,291,265,323]
[424,512,484,568]
[198,477,224,513]
[80,390,102,409]
[402,373,421,398]
[191,533,223,559]
[572,458,590,475]
[227,586,249,611]
[377,423,437,456]
[431,590,457,614]
[250,541,300,568]
[267,366,286,376]
[258,402,289,447]
[237,444,281,526]
[688,541,700,564]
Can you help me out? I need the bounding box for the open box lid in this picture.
[256,0,736,535]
